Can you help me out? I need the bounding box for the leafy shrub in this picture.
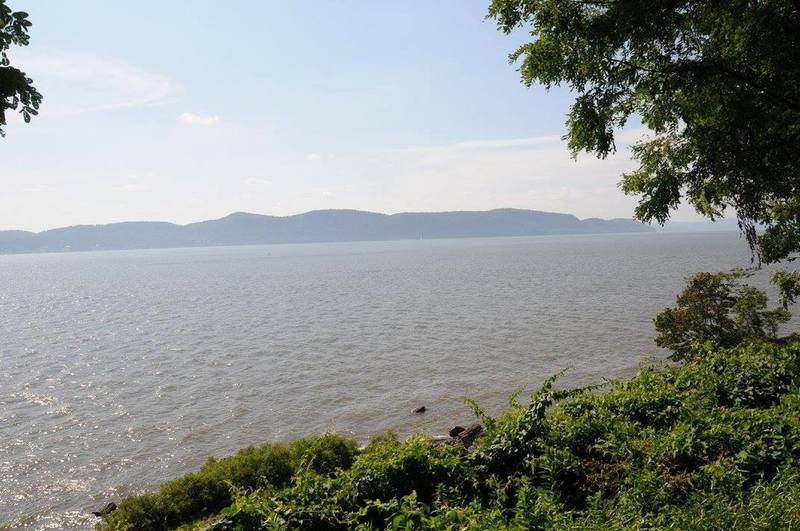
[99,434,357,531]
[701,340,800,408]
[214,470,353,531]
[605,368,683,429]
[773,270,800,309]
[468,370,588,477]
[290,434,359,476]
[654,270,790,360]
[346,436,475,523]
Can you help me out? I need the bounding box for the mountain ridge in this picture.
[0,208,653,255]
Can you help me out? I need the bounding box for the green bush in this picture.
[99,434,358,531]
[654,270,791,360]
[290,434,359,476]
[214,470,354,530]
[345,436,476,527]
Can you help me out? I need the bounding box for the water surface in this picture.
[1,232,787,529]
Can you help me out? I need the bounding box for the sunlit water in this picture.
[1,232,794,529]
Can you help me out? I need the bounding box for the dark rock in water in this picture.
[456,423,484,449]
[91,502,117,517]
[413,406,426,414]
[431,423,484,450]
[449,425,465,437]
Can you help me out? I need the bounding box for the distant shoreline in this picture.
[0,208,660,255]
[0,228,743,258]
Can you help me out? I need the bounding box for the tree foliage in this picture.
[488,0,800,263]
[0,0,40,137]
[654,270,791,360]
[773,270,800,309]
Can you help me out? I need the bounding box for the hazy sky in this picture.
[1,1,704,232]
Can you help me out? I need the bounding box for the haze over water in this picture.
[1,231,785,529]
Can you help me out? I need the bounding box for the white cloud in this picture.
[306,153,336,161]
[15,49,179,114]
[401,129,648,156]
[22,183,57,193]
[179,112,220,126]
[112,182,151,193]
[409,135,564,153]
[211,130,654,222]
[244,177,271,186]
[404,134,636,216]
[110,174,156,193]
[279,130,647,220]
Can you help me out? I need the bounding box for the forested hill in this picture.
[0,208,652,254]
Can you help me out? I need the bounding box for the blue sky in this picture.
[1,1,694,232]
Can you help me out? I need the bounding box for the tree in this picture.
[488,0,800,263]
[772,270,800,309]
[654,270,790,360]
[0,0,40,137]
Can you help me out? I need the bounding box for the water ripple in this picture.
[1,233,790,529]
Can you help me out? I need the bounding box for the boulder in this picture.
[448,425,465,437]
[91,502,117,517]
[431,423,484,450]
[455,423,484,449]
[413,406,426,414]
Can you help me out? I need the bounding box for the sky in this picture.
[1,1,705,232]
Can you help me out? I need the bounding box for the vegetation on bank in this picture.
[98,435,358,530]
[99,338,800,530]
[98,271,800,530]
